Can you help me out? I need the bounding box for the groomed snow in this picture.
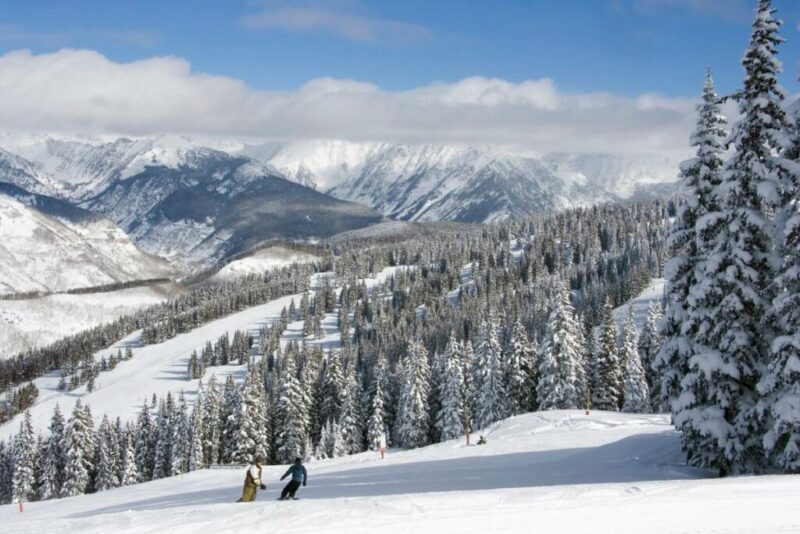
[3,410,798,534]
[0,283,182,359]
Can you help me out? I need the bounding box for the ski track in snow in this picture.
[2,411,799,534]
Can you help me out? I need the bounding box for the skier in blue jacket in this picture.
[279,458,307,500]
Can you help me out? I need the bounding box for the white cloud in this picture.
[241,1,431,44]
[0,48,696,156]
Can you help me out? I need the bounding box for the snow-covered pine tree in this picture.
[761,29,800,476]
[0,440,11,504]
[12,411,37,504]
[38,404,65,500]
[637,301,663,409]
[316,419,332,459]
[428,349,447,443]
[80,403,96,485]
[528,333,541,410]
[681,1,786,475]
[134,400,155,481]
[274,352,308,463]
[537,285,583,410]
[203,375,223,465]
[120,432,139,486]
[763,241,800,464]
[331,419,347,458]
[94,416,119,492]
[34,434,45,498]
[472,309,507,429]
[299,347,322,442]
[505,318,537,415]
[366,352,392,450]
[654,72,728,416]
[395,338,431,448]
[592,298,622,411]
[621,308,650,413]
[435,342,466,440]
[151,399,172,480]
[461,340,476,434]
[366,373,387,451]
[339,358,365,454]
[232,371,269,463]
[318,352,345,433]
[220,375,240,463]
[573,312,589,407]
[188,385,205,471]
[340,306,352,352]
[61,400,93,497]
[170,392,191,476]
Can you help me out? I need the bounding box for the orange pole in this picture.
[19,501,23,513]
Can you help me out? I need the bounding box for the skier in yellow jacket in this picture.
[237,456,266,502]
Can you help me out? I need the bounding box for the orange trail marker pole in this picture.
[19,501,23,513]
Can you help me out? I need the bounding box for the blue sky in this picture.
[3,0,799,97]
[0,0,798,154]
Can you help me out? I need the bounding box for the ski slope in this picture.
[0,267,405,440]
[3,410,799,534]
[613,278,665,331]
[0,283,182,359]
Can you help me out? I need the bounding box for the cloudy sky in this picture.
[1,0,799,155]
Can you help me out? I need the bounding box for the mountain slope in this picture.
[80,148,383,268]
[0,146,63,197]
[0,182,175,295]
[543,152,678,199]
[3,411,797,534]
[0,135,679,241]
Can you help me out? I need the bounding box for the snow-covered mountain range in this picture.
[0,181,174,295]
[0,134,680,273]
[238,140,680,222]
[0,136,384,270]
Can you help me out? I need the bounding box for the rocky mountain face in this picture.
[237,140,679,223]
[81,150,383,267]
[0,181,175,295]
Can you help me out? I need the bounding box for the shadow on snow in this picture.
[68,432,708,518]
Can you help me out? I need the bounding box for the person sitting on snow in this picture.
[279,458,307,500]
[477,435,487,445]
[237,456,266,502]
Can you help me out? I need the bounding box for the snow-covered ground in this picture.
[613,278,665,331]
[3,410,798,534]
[0,283,183,359]
[211,246,319,282]
[0,267,406,440]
